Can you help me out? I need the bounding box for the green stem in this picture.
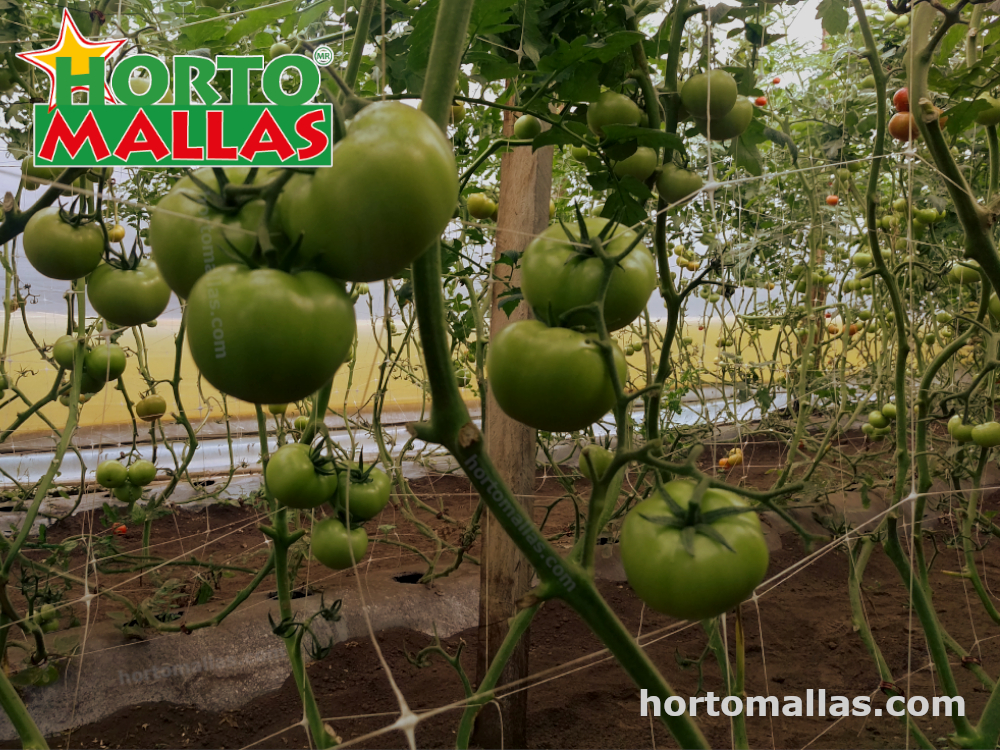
[0,667,47,749]
[342,0,377,92]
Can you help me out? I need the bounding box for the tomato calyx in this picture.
[638,479,759,556]
[344,450,379,485]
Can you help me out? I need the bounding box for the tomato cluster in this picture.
[488,216,656,433]
[96,457,156,503]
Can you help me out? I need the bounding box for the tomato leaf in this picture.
[816,0,848,36]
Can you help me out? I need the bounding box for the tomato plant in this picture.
[284,102,458,282]
[23,208,104,281]
[312,518,368,570]
[266,443,338,509]
[186,266,356,404]
[336,462,391,520]
[487,320,627,432]
[87,259,171,327]
[620,480,769,620]
[520,217,656,332]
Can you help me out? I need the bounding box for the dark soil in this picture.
[27,537,1000,749]
[14,436,998,749]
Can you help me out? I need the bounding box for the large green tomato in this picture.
[612,147,657,181]
[486,320,627,432]
[265,443,338,509]
[513,114,542,139]
[96,460,127,489]
[113,482,143,503]
[948,415,975,443]
[579,444,614,482]
[186,266,356,404]
[656,164,704,204]
[20,156,60,190]
[948,260,981,284]
[149,168,272,299]
[84,343,126,382]
[972,422,1000,448]
[127,459,157,486]
[681,70,738,120]
[586,91,642,138]
[52,335,82,369]
[23,208,104,280]
[520,218,656,331]
[285,102,458,282]
[620,479,769,620]
[312,518,369,570]
[336,466,391,520]
[87,259,171,327]
[135,394,167,422]
[975,95,1000,127]
[693,96,753,140]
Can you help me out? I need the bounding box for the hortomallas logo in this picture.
[17,10,333,168]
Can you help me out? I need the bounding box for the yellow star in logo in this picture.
[16,9,126,110]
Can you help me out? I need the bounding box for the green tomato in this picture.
[186,266,356,404]
[571,145,591,161]
[269,42,292,59]
[586,91,642,138]
[656,164,704,204]
[681,70,738,120]
[948,415,975,443]
[579,445,614,482]
[868,410,889,429]
[113,482,143,503]
[881,403,897,419]
[692,96,753,141]
[266,443,338,509]
[23,208,104,281]
[20,156,60,190]
[973,422,1000,448]
[85,343,126,382]
[52,335,82,369]
[521,218,656,332]
[337,466,391,520]
[268,403,288,415]
[948,260,981,284]
[136,394,167,422]
[486,320,627,432]
[852,253,873,268]
[96,460,127,489]
[989,293,1000,321]
[312,518,368,570]
[620,479,769,620]
[127,459,156,487]
[285,102,458,282]
[87,259,171,327]
[513,114,542,140]
[974,95,1000,127]
[612,147,657,181]
[150,169,270,298]
[467,193,497,220]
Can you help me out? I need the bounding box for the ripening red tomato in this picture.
[893,87,909,112]
[772,77,780,84]
[888,112,919,141]
[755,96,767,107]
[826,195,839,206]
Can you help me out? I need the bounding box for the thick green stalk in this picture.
[455,603,540,748]
[342,0,377,93]
[264,510,333,749]
[0,667,46,749]
[883,517,974,741]
[409,2,708,743]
